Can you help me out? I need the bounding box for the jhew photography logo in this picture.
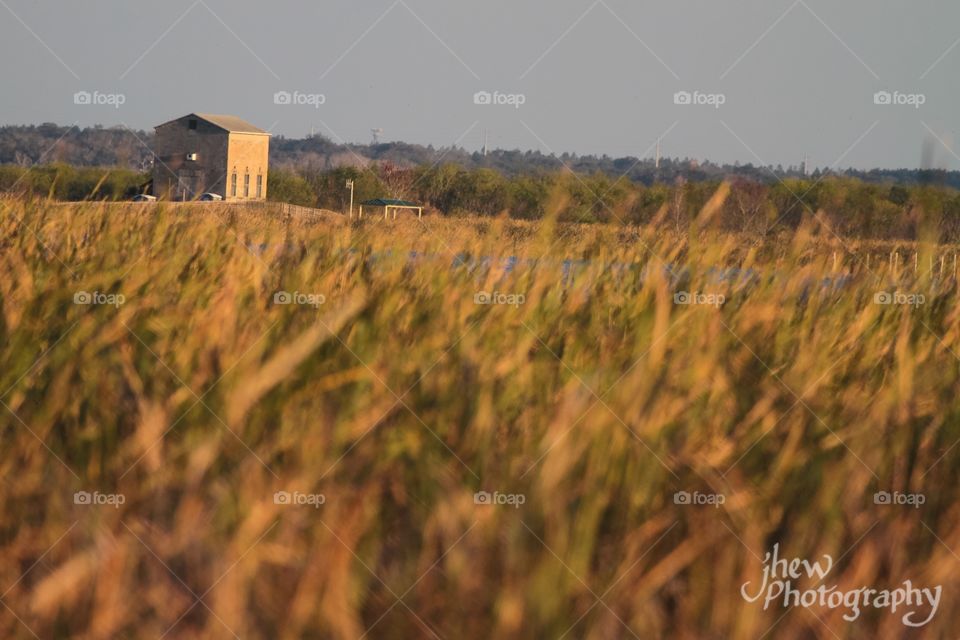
[73,90,126,109]
[274,291,326,308]
[674,90,726,109]
[74,290,125,307]
[741,543,942,627]
[273,491,325,508]
[874,490,925,509]
[274,90,326,109]
[474,491,526,508]
[874,291,925,307]
[74,491,125,508]
[673,490,725,508]
[874,91,926,109]
[473,91,526,109]
[474,291,525,307]
[674,291,725,308]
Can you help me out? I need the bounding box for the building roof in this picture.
[156,113,270,135]
[361,198,420,207]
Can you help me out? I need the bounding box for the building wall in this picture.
[151,116,270,201]
[152,117,230,200]
[224,133,270,201]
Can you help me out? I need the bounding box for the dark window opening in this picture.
[244,173,250,198]
[256,174,263,198]
[231,173,237,197]
[188,119,198,130]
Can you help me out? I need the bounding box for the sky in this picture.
[1,0,958,170]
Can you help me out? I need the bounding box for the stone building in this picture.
[152,113,270,201]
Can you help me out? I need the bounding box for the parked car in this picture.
[132,194,157,202]
[199,193,223,201]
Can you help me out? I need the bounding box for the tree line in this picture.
[269,163,960,240]
[4,123,960,190]
[4,152,960,242]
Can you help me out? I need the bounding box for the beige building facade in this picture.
[152,113,270,201]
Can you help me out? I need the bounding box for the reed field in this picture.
[2,194,960,639]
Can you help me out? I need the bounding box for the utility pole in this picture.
[655,137,661,170]
[346,179,355,218]
[483,129,489,157]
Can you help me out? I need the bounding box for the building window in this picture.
[188,119,198,130]
[244,173,250,197]
[231,172,237,197]
[256,174,263,198]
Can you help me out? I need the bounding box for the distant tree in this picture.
[306,166,383,212]
[888,185,910,206]
[377,161,417,199]
[727,179,772,233]
[508,175,551,219]
[267,168,315,207]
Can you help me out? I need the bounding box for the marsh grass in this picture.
[1,197,959,638]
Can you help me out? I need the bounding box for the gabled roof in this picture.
[361,198,420,207]
[156,113,270,135]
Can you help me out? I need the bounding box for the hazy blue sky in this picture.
[1,0,958,169]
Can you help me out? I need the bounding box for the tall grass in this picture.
[1,197,959,638]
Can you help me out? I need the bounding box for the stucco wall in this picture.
[225,132,270,201]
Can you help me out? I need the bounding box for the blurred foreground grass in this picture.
[1,198,960,638]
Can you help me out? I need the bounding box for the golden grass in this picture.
[1,197,960,638]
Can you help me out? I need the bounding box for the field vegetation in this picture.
[1,194,960,638]
[6,162,960,244]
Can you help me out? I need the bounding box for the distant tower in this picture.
[655,137,661,169]
[371,128,383,144]
[801,154,808,177]
[483,129,489,157]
